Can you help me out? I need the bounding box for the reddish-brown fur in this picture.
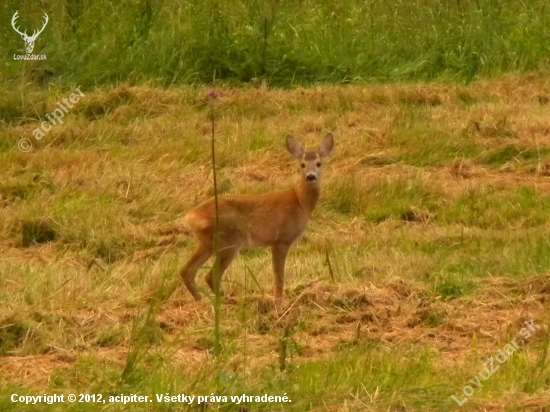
[180,133,334,313]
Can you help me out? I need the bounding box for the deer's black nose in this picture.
[306,173,317,181]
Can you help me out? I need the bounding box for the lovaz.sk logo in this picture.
[11,10,48,61]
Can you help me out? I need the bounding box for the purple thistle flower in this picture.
[207,89,221,100]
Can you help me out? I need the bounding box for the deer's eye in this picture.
[316,162,322,167]
[301,163,306,168]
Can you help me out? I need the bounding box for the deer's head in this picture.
[11,11,49,54]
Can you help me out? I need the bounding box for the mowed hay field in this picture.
[3,76,550,411]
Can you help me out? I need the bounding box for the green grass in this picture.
[3,0,550,88]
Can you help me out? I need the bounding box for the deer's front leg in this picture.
[272,244,291,314]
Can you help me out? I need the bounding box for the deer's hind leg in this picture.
[205,244,241,295]
[181,242,213,301]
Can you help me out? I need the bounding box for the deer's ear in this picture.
[319,133,334,158]
[286,135,304,159]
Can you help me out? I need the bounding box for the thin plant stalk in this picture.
[209,91,221,357]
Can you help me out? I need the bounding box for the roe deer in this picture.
[180,133,334,313]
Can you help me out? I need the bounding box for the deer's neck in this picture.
[294,180,321,216]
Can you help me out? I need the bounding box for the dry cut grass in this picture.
[2,75,550,410]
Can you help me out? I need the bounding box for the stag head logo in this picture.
[11,11,49,54]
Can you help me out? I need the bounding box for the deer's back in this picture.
[185,188,310,248]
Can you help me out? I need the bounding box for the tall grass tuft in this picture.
[120,275,169,383]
